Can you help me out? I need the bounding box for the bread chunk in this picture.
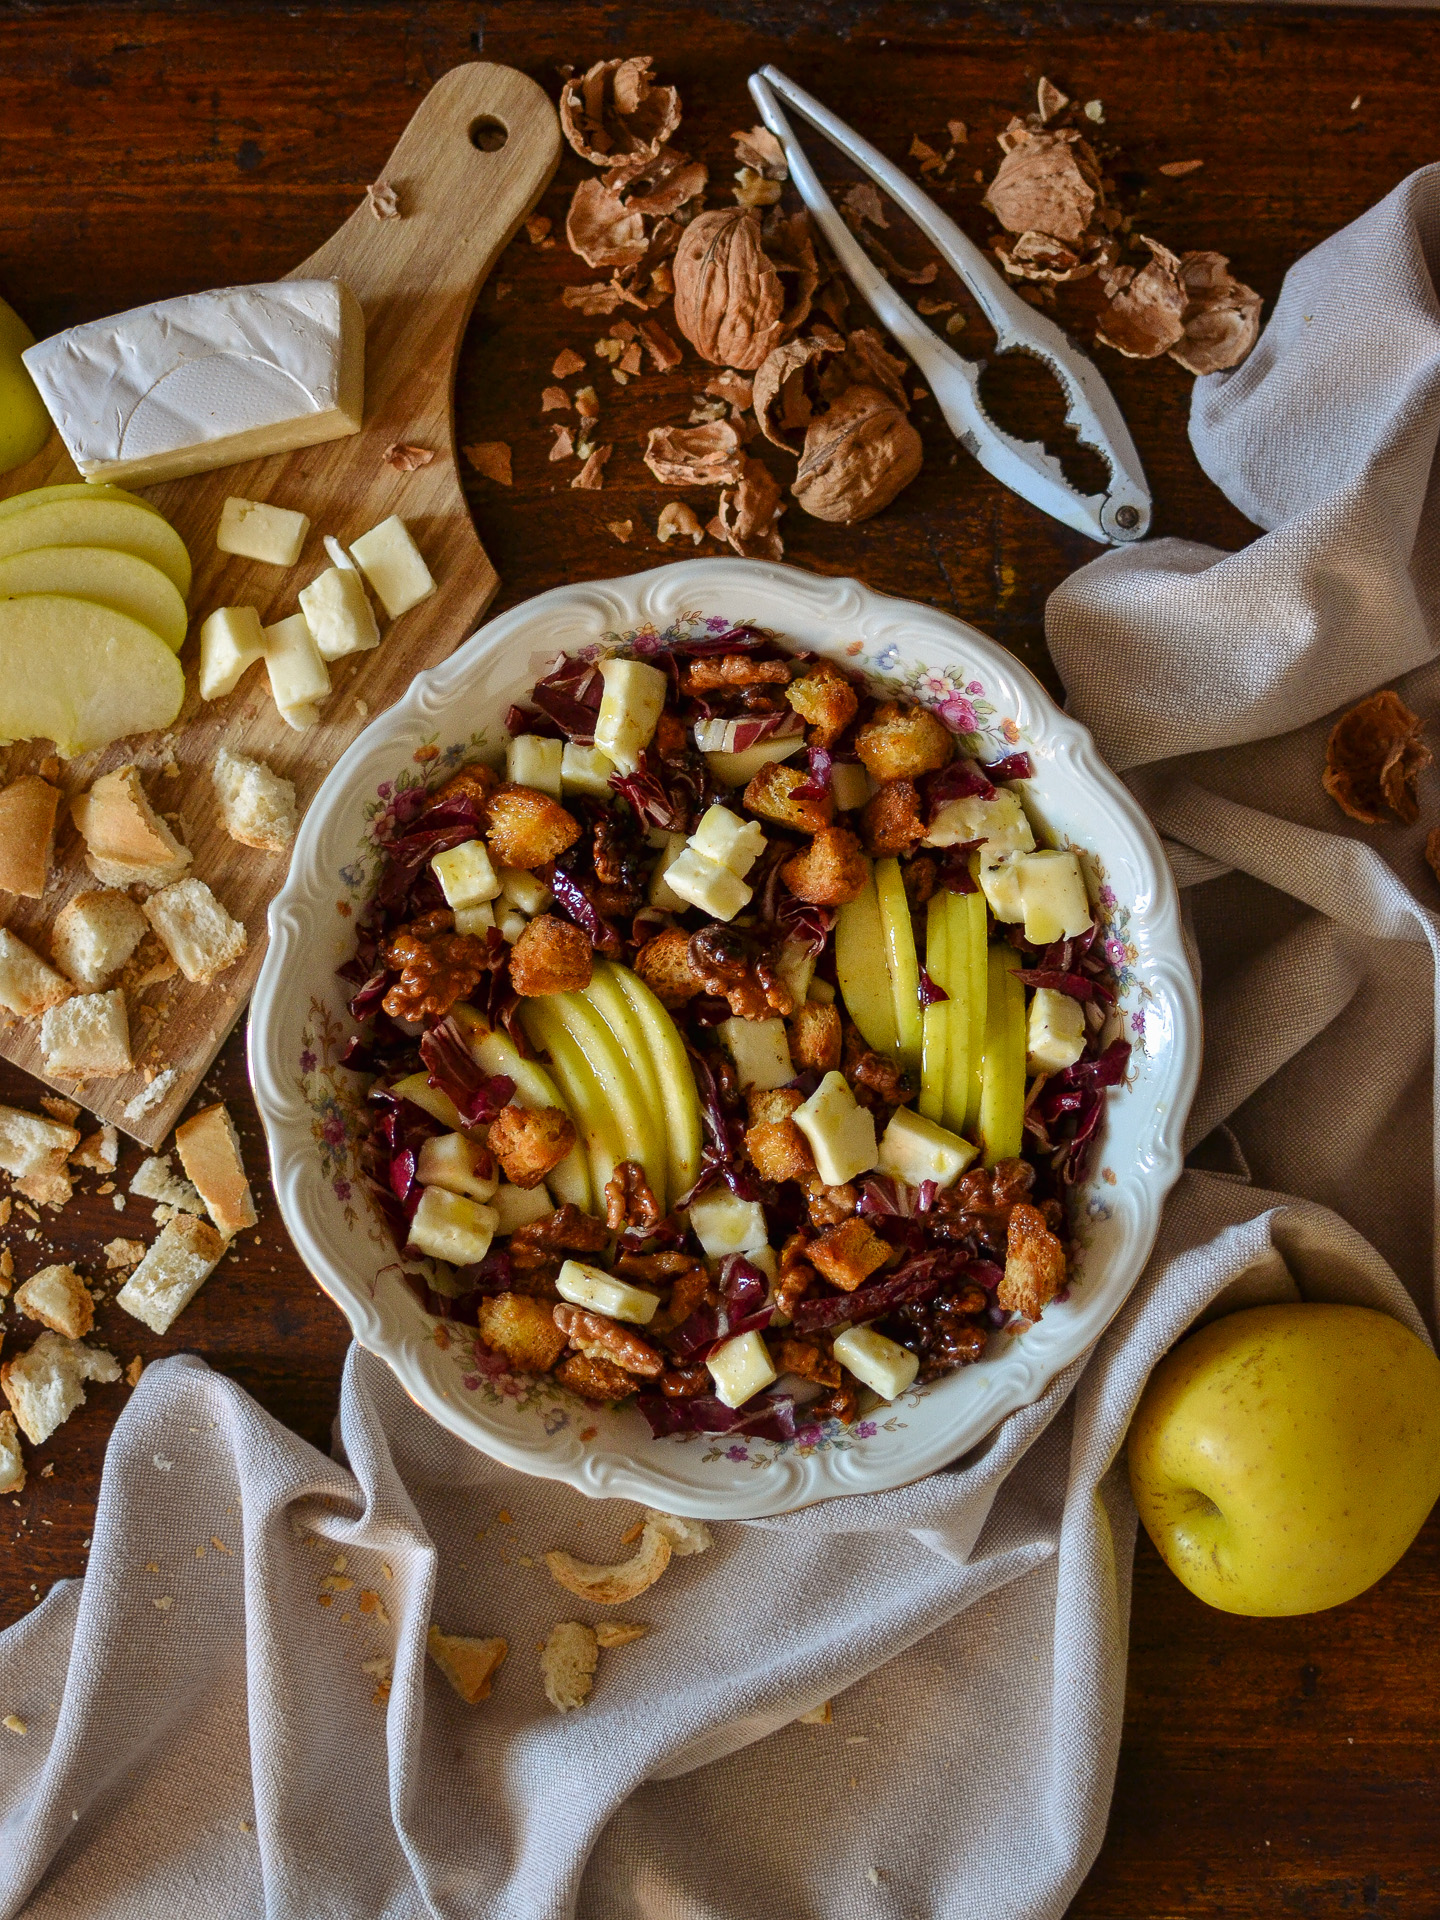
[213,745,298,853]
[174,1102,257,1238]
[115,1213,226,1333]
[0,928,71,1018]
[14,1263,94,1340]
[0,776,61,898]
[428,1627,507,1704]
[509,915,592,996]
[0,1411,23,1493]
[40,989,132,1078]
[477,1291,567,1373]
[1,1329,120,1445]
[143,878,247,984]
[0,1104,80,1177]
[70,766,192,888]
[50,889,148,989]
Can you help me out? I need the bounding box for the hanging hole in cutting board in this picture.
[469,116,509,152]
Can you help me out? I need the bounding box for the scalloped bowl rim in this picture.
[249,558,1200,1519]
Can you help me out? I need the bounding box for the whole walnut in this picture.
[673,208,789,371]
[791,384,924,524]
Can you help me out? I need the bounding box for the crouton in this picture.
[809,1217,892,1292]
[789,1000,842,1072]
[509,914,592,996]
[427,1626,507,1704]
[14,1264,94,1340]
[555,1351,637,1401]
[0,776,60,898]
[780,827,869,906]
[70,766,192,887]
[142,877,247,984]
[786,661,858,747]
[0,1104,80,1176]
[0,1411,23,1494]
[746,1085,804,1126]
[485,784,580,870]
[775,1334,842,1387]
[477,1290,568,1372]
[0,929,71,1017]
[745,1117,814,1183]
[115,1213,227,1334]
[40,990,132,1079]
[174,1102,257,1239]
[1,1329,120,1445]
[997,1202,1066,1320]
[15,1161,72,1210]
[685,654,790,692]
[595,1620,650,1647]
[545,1520,673,1603]
[743,760,834,834]
[485,1103,577,1189]
[855,703,954,783]
[434,762,499,813]
[634,929,701,1008]
[50,890,148,990]
[861,779,926,857]
[212,745,298,853]
[541,1620,599,1711]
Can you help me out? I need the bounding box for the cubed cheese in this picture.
[406,1187,498,1266]
[262,611,330,721]
[506,734,563,797]
[491,1181,554,1233]
[561,742,617,798]
[217,495,310,566]
[690,804,766,878]
[555,1260,659,1325]
[499,867,553,916]
[688,1186,770,1258]
[977,852,1025,922]
[793,1071,878,1186]
[593,656,668,775]
[297,565,381,660]
[663,847,752,921]
[498,909,527,944]
[198,605,266,701]
[349,514,435,618]
[925,788,1035,854]
[719,1015,794,1092]
[454,902,496,937]
[706,1329,777,1409]
[431,838,500,910]
[829,761,874,812]
[1026,986,1087,1073]
[807,978,836,1005]
[647,831,691,911]
[875,1107,978,1188]
[833,1325,920,1401]
[1016,850,1092,945]
[416,1131,498,1201]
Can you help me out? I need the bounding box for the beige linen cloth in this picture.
[3,168,1440,1920]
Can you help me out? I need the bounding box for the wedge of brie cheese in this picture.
[23,280,365,486]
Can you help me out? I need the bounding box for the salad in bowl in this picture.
[250,560,1198,1518]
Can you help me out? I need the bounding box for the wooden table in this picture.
[2,5,1436,1912]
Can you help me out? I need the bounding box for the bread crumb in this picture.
[125,1357,143,1387]
[153,1596,172,1611]
[2,1714,26,1735]
[594,1620,649,1648]
[105,1239,146,1270]
[427,1627,507,1704]
[122,1071,180,1124]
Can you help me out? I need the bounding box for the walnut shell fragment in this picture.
[985,126,1103,248]
[791,384,923,524]
[1095,236,1188,359]
[733,124,787,181]
[1322,689,1431,825]
[643,419,746,486]
[560,56,681,168]
[545,1519,674,1603]
[753,333,837,449]
[1425,828,1440,886]
[718,456,785,559]
[1168,250,1263,376]
[566,177,649,269]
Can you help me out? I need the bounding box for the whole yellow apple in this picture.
[1128,1303,1440,1616]
[0,295,52,475]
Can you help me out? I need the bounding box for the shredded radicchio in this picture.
[789,1249,975,1331]
[608,750,682,831]
[669,1254,773,1361]
[418,1017,515,1125]
[531,653,605,739]
[926,758,997,817]
[917,966,948,1006]
[679,1043,758,1203]
[774,890,835,957]
[1014,969,1114,1003]
[634,1389,798,1441]
[934,844,980,894]
[788,744,833,803]
[1027,1039,1132,1183]
[982,751,1034,782]
[548,866,623,954]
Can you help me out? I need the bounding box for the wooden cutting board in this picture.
[0,62,561,1147]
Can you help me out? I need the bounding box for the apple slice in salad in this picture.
[338,624,1130,1444]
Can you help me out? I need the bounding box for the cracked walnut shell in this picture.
[673,208,795,370]
[560,56,680,168]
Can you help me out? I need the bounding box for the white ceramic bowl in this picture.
[250,559,1199,1520]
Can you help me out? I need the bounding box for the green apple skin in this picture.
[0,297,51,475]
[1128,1304,1440,1617]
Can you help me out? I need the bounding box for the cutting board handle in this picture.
[296,62,563,452]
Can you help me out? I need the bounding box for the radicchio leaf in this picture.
[788,1250,969,1331]
[788,744,833,803]
[548,866,623,953]
[531,653,605,738]
[506,703,564,740]
[609,750,682,830]
[419,1017,515,1125]
[774,890,835,957]
[917,966,948,1006]
[634,1388,798,1441]
[1014,969,1114,1003]
[982,751,1034,782]
[926,758,996,818]
[934,845,980,894]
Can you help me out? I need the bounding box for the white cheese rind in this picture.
[24,279,365,485]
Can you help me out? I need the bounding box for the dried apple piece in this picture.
[1323,690,1431,825]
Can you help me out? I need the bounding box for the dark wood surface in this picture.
[0,5,1435,1913]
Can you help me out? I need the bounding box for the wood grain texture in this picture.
[2,6,1438,1915]
[0,61,560,1148]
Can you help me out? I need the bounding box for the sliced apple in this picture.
[580,964,667,1209]
[390,1070,467,1133]
[519,998,624,1199]
[0,595,184,757]
[943,884,988,1135]
[0,496,191,597]
[0,545,187,651]
[612,962,703,1203]
[451,1004,591,1213]
[874,854,922,1077]
[550,989,667,1209]
[978,943,1026,1166]
[919,893,948,1123]
[835,862,900,1059]
[0,482,163,521]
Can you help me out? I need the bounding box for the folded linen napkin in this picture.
[3,169,1439,1920]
